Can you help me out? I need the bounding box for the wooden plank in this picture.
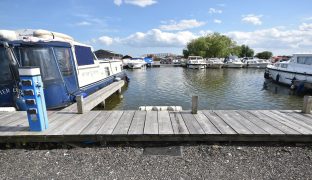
[180,112,204,134]
[202,110,236,134]
[128,111,146,134]
[112,111,135,134]
[144,111,158,134]
[63,111,102,135]
[282,110,312,127]
[237,111,284,134]
[193,111,220,134]
[0,112,28,135]
[158,111,174,134]
[169,112,189,134]
[259,110,312,134]
[270,110,312,132]
[97,111,124,134]
[80,111,112,135]
[227,111,268,134]
[248,111,300,134]
[214,110,252,134]
[0,112,23,126]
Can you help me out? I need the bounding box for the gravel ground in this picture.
[0,142,312,180]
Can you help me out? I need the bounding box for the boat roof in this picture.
[293,53,312,56]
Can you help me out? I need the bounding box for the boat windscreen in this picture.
[0,47,13,83]
[16,47,62,82]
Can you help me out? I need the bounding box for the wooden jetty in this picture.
[1,109,312,143]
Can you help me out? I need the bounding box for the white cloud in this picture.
[99,36,114,46]
[124,0,157,7]
[97,29,197,47]
[304,17,312,21]
[76,21,92,26]
[209,8,222,14]
[213,19,222,24]
[159,19,206,31]
[299,23,312,31]
[114,0,122,6]
[241,14,262,25]
[226,23,312,54]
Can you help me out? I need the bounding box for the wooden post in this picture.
[76,95,84,114]
[192,96,198,114]
[302,96,312,114]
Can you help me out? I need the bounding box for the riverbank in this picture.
[1,142,311,179]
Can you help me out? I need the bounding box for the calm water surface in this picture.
[104,67,303,110]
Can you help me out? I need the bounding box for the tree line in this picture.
[183,32,273,59]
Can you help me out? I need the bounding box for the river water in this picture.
[104,67,303,110]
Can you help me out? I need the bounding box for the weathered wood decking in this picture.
[1,110,312,143]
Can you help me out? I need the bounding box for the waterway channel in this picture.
[104,67,304,110]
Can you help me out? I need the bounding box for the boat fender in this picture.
[125,76,130,82]
[276,74,280,83]
[114,77,121,82]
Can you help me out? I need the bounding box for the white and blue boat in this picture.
[0,29,127,110]
[144,57,154,67]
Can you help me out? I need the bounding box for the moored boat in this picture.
[244,58,270,68]
[265,53,312,85]
[127,58,147,69]
[186,56,206,69]
[0,29,127,110]
[206,58,224,68]
[223,55,244,68]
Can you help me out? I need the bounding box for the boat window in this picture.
[297,56,312,65]
[54,47,73,76]
[74,45,94,66]
[16,47,62,82]
[0,47,13,83]
[281,64,288,68]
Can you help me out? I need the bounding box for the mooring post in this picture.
[76,95,84,114]
[192,96,198,114]
[302,95,312,114]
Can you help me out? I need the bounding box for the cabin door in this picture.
[54,47,79,94]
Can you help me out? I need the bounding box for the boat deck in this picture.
[1,110,312,143]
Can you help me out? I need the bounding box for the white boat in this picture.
[224,56,244,68]
[128,58,147,69]
[127,58,147,69]
[244,58,270,68]
[265,53,312,85]
[206,58,224,69]
[186,56,206,69]
[0,29,127,110]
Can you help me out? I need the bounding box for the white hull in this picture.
[187,64,206,69]
[224,63,243,68]
[268,68,312,85]
[245,63,269,68]
[207,63,223,69]
[128,63,146,69]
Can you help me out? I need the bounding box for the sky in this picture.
[1,0,312,56]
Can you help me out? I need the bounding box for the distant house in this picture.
[94,49,123,59]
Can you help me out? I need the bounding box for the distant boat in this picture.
[265,53,312,85]
[206,58,224,69]
[144,57,154,67]
[0,29,127,110]
[127,58,147,69]
[244,58,270,68]
[223,56,244,68]
[186,56,206,69]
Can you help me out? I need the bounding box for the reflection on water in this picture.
[104,67,303,110]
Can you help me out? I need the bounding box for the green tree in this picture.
[255,51,273,59]
[184,32,241,58]
[239,45,254,57]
